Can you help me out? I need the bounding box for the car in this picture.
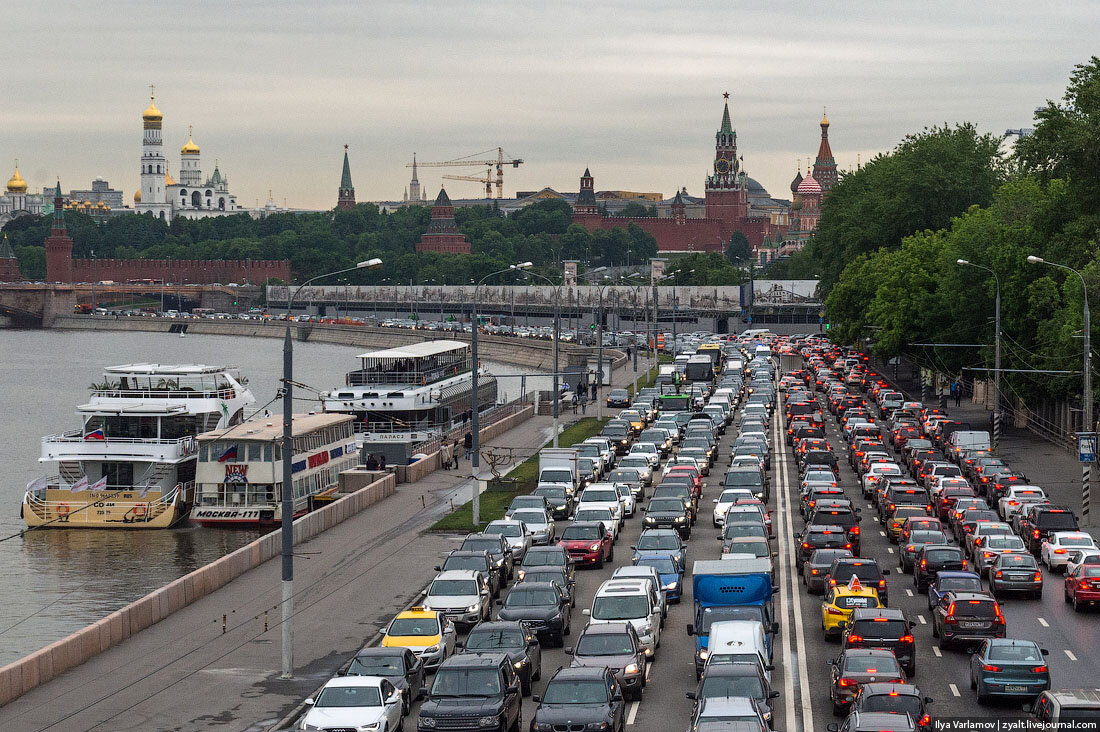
[797,525,853,570]
[826,558,890,606]
[849,682,933,731]
[301,675,404,732]
[461,620,542,696]
[532,666,628,732]
[606,388,631,408]
[1063,563,1100,611]
[342,647,425,715]
[436,550,500,598]
[495,581,570,647]
[689,696,769,731]
[968,638,1051,703]
[634,554,684,603]
[713,488,754,526]
[804,549,854,594]
[972,534,1028,571]
[643,496,693,538]
[987,552,1043,599]
[482,519,533,562]
[1041,531,1099,573]
[566,622,648,700]
[633,528,687,567]
[821,576,884,641]
[827,711,918,732]
[517,545,575,584]
[1031,689,1100,727]
[577,485,625,526]
[518,566,575,608]
[925,570,983,611]
[510,508,556,546]
[1064,548,1100,576]
[416,653,522,732]
[828,649,906,716]
[460,533,515,586]
[585,578,663,657]
[686,661,779,729]
[421,570,493,629]
[558,521,614,567]
[532,486,574,520]
[931,592,1006,649]
[1023,506,1080,554]
[913,545,968,593]
[842,608,917,677]
[380,606,457,671]
[900,530,951,573]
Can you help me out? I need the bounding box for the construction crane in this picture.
[408,147,524,199]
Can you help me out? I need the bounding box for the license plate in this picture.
[960,621,986,629]
[1005,684,1027,693]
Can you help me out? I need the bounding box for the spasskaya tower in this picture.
[704,92,749,225]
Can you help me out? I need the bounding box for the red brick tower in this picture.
[337,144,356,211]
[671,190,687,223]
[416,187,470,253]
[574,167,599,215]
[0,232,23,282]
[44,181,74,283]
[812,109,838,194]
[704,93,748,224]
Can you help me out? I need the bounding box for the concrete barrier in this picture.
[0,473,395,707]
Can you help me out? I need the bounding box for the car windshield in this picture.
[505,588,557,607]
[576,510,611,522]
[542,679,609,704]
[845,655,898,674]
[988,644,1043,662]
[1062,536,1095,547]
[592,595,649,620]
[512,511,547,525]
[649,499,685,512]
[637,534,679,550]
[724,525,767,540]
[860,694,921,716]
[987,537,1025,549]
[731,540,769,557]
[925,549,962,562]
[524,552,565,567]
[562,525,603,541]
[584,490,619,503]
[850,619,907,637]
[465,629,526,650]
[444,557,487,572]
[429,579,478,596]
[486,524,523,538]
[347,655,403,676]
[699,674,765,700]
[998,555,1038,569]
[576,633,635,656]
[462,539,501,554]
[610,471,638,482]
[388,617,438,636]
[541,470,572,483]
[953,600,997,617]
[534,488,566,500]
[620,457,648,468]
[315,685,382,707]
[938,577,982,592]
[431,668,501,697]
[522,570,564,585]
[637,557,677,574]
[700,606,764,632]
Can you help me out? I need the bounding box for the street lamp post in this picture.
[957,259,1002,448]
[625,274,646,394]
[1028,255,1092,521]
[471,262,532,526]
[280,258,381,679]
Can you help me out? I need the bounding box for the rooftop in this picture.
[104,364,240,376]
[356,340,468,360]
[197,412,352,442]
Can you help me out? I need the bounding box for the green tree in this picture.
[726,232,752,265]
[618,202,657,218]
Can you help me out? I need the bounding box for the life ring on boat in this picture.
[133,503,148,518]
[56,503,71,517]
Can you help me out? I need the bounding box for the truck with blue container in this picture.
[686,558,778,679]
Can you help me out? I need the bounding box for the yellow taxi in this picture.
[380,606,457,670]
[821,577,882,640]
[886,505,931,543]
[619,410,646,435]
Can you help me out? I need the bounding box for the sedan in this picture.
[342,647,424,715]
[913,546,968,593]
[828,649,905,716]
[567,622,647,700]
[849,682,933,731]
[1041,532,1098,573]
[968,638,1050,703]
[531,667,627,732]
[971,535,1027,571]
[900,530,951,573]
[1064,563,1100,611]
[462,620,542,696]
[301,676,403,732]
[804,549,854,594]
[926,571,982,611]
[633,528,686,567]
[987,553,1043,599]
[496,582,571,647]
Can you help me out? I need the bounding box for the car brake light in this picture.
[802,542,811,549]
[851,527,860,535]
[1033,572,1042,582]
[1080,581,1090,590]
[846,634,864,642]
[826,606,845,615]
[879,579,887,588]
[982,664,1002,672]
[1054,549,1068,554]
[994,571,1002,578]
[920,559,927,568]
[1032,665,1048,673]
[811,569,819,575]
[838,678,857,687]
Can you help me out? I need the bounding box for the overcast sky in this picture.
[1,1,1095,211]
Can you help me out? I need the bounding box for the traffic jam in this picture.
[289,332,1100,732]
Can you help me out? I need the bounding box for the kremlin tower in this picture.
[44,182,74,283]
[703,93,749,224]
[416,188,470,253]
[135,88,171,220]
[337,145,356,211]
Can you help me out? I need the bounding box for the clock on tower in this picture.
[715,158,730,174]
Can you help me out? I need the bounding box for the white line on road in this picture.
[917,614,927,625]
[949,684,961,697]
[1065,650,1078,661]
[626,701,640,725]
[1038,617,1049,627]
[887,547,894,554]
[906,589,914,597]
[933,646,942,658]
[879,530,886,537]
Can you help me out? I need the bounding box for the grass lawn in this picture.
[430,416,610,532]
[628,365,659,396]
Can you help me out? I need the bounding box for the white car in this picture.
[510,509,556,545]
[863,464,903,497]
[421,570,492,628]
[627,443,660,469]
[1042,532,1099,572]
[615,483,636,518]
[301,676,403,732]
[997,486,1048,520]
[929,476,971,499]
[1064,548,1100,576]
[617,456,653,486]
[577,485,625,526]
[574,506,620,540]
[712,488,754,526]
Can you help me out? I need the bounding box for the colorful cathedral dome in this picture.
[797,173,821,194]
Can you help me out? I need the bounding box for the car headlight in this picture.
[586,723,610,731]
[517,570,526,580]
[666,581,678,590]
[698,648,709,660]
[302,724,322,731]
[467,604,480,613]
[514,659,527,668]
[624,662,640,675]
[638,624,652,636]
[589,543,602,552]
[644,516,655,524]
[478,716,499,727]
[358,724,380,732]
[674,516,686,522]
[426,643,442,653]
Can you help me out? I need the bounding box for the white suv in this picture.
[577,484,625,526]
[584,578,663,657]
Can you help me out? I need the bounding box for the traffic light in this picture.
[590,323,595,330]
[825,322,831,330]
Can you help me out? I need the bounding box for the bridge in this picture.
[0,284,76,327]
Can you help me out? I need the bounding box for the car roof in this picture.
[850,608,906,621]
[579,621,635,636]
[433,570,482,581]
[859,682,920,696]
[698,696,758,714]
[354,647,408,658]
[551,665,610,681]
[843,649,898,659]
[324,675,387,688]
[441,653,508,668]
[945,591,996,601]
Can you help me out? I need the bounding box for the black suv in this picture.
[1023,506,1079,554]
[796,525,851,570]
[496,582,571,647]
[417,653,522,732]
[931,591,1005,649]
[912,545,967,593]
[461,620,542,696]
[460,533,514,586]
[842,608,917,677]
[437,550,500,597]
[827,557,890,605]
[808,506,862,554]
[532,666,627,732]
[850,682,933,731]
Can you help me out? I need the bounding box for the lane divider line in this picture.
[949,684,961,697]
[906,589,914,597]
[879,531,886,537]
[1037,618,1049,627]
[916,614,927,625]
[1065,650,1078,661]
[933,646,942,657]
[626,700,640,725]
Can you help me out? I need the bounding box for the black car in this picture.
[437,550,500,597]
[913,545,968,593]
[518,545,575,585]
[461,620,542,696]
[417,653,522,732]
[532,485,573,520]
[796,525,852,570]
[341,646,424,714]
[602,421,633,454]
[827,557,890,605]
[644,497,693,538]
[532,666,627,732]
[496,581,570,647]
[518,566,575,608]
[1023,506,1079,553]
[808,506,862,554]
[931,591,1006,649]
[687,661,780,728]
[850,682,933,731]
[804,549,854,594]
[842,608,917,677]
[460,533,514,586]
[827,710,918,732]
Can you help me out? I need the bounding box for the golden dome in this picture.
[821,108,829,126]
[165,171,177,186]
[134,189,142,203]
[6,165,28,193]
[181,125,200,155]
[143,96,163,122]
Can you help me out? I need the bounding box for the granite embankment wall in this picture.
[0,474,395,707]
[51,315,627,372]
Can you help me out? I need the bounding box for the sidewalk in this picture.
[0,366,633,732]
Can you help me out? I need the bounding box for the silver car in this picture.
[510,508,556,545]
[485,519,533,562]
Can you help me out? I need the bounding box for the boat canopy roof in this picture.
[356,340,467,362]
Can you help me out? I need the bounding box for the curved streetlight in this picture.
[280,257,382,678]
[470,262,532,526]
[1027,254,1092,521]
[956,259,1002,448]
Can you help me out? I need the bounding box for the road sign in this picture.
[1078,433,1096,463]
[818,310,825,319]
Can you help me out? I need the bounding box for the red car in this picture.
[1064,564,1100,611]
[557,521,613,567]
[665,466,703,498]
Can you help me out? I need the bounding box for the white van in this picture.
[703,619,772,681]
[947,430,991,460]
[584,578,662,657]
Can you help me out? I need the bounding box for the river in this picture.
[0,329,550,665]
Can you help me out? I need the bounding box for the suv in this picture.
[913,545,968,593]
[849,683,933,731]
[931,591,1005,649]
[417,653,522,732]
[531,666,627,732]
[436,550,499,597]
[566,622,648,700]
[842,608,917,676]
[459,533,514,586]
[461,620,542,696]
[1023,506,1080,554]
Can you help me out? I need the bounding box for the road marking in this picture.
[879,530,886,537]
[887,548,894,554]
[867,503,874,508]
[644,662,652,682]
[626,701,640,725]
[933,646,942,657]
[949,683,961,697]
[1037,617,1049,627]
[1065,650,1078,661]
[917,614,927,625]
[906,589,914,597]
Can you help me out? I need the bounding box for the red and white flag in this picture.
[70,476,89,493]
[89,476,108,492]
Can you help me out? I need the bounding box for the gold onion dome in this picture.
[181,127,200,155]
[165,171,176,186]
[133,189,141,203]
[6,166,28,193]
[821,108,829,126]
[143,97,163,122]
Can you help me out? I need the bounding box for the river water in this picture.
[0,329,549,665]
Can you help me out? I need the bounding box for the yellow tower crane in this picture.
[407,147,524,199]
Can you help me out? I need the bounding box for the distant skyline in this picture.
[1,1,1095,211]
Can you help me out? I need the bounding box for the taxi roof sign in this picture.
[847,575,863,592]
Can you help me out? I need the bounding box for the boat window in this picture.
[264,444,273,462]
[248,443,261,461]
[200,444,209,462]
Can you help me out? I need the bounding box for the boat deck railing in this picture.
[43,432,198,451]
[90,387,239,400]
[23,481,190,524]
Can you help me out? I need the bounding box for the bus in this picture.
[696,343,726,374]
[685,354,716,384]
